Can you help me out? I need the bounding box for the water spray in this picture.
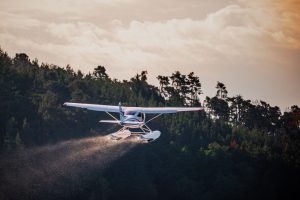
[0,135,140,200]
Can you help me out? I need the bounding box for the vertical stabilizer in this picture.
[119,102,124,121]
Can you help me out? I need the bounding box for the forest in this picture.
[0,48,299,200]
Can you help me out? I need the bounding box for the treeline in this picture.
[0,48,299,199]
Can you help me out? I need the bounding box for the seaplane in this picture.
[64,102,203,142]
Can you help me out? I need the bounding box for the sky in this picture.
[0,0,299,110]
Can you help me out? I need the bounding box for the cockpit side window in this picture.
[137,112,142,117]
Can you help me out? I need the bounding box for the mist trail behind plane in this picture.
[0,135,140,200]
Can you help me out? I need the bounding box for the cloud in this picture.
[0,0,299,108]
[0,3,297,70]
[47,22,107,42]
[236,0,300,49]
[0,11,41,30]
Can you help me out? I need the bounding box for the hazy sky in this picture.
[0,0,299,110]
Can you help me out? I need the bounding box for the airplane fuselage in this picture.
[120,114,145,128]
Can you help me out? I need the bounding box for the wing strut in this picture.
[145,113,163,124]
[106,112,119,121]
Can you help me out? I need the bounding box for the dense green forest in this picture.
[0,48,299,199]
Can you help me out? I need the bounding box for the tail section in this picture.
[119,102,124,121]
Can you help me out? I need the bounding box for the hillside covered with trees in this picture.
[0,48,299,200]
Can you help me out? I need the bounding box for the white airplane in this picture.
[64,102,203,142]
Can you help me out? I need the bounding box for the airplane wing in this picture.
[64,102,120,113]
[126,107,203,114]
[64,102,203,114]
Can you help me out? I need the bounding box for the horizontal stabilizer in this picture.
[122,121,144,125]
[99,120,121,124]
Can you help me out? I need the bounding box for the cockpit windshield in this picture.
[125,111,137,115]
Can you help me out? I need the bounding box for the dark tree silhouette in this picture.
[0,48,299,200]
